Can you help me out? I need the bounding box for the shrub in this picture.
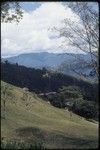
[47,86,98,119]
[72,99,98,119]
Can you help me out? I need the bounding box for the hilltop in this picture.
[1,81,98,149]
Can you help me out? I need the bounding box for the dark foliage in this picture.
[72,99,98,119]
[46,86,98,119]
[1,2,23,23]
[1,62,98,103]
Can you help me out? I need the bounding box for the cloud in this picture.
[1,2,81,57]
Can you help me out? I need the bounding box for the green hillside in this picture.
[1,81,98,149]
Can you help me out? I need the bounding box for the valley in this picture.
[1,2,99,149]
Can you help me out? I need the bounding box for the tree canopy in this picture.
[1,2,23,23]
[54,2,99,77]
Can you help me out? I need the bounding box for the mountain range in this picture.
[2,52,97,81]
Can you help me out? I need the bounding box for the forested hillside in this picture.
[1,62,98,119]
[1,62,98,102]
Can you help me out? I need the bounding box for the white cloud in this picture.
[1,2,81,57]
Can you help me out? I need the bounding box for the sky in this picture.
[1,2,98,57]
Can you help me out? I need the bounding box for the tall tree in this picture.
[55,2,99,77]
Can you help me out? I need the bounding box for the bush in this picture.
[72,99,98,119]
[47,86,83,108]
[58,86,83,99]
[47,86,98,119]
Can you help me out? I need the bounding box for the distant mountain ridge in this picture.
[2,52,91,67]
[2,52,97,81]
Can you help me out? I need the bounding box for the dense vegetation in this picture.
[1,62,98,100]
[1,62,98,119]
[46,86,98,119]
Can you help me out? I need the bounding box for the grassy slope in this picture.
[1,81,98,149]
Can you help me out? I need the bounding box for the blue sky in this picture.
[20,2,42,12]
[20,2,98,12]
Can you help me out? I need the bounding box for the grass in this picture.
[1,81,99,149]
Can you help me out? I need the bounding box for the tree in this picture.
[55,2,99,77]
[72,99,98,119]
[1,2,23,23]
